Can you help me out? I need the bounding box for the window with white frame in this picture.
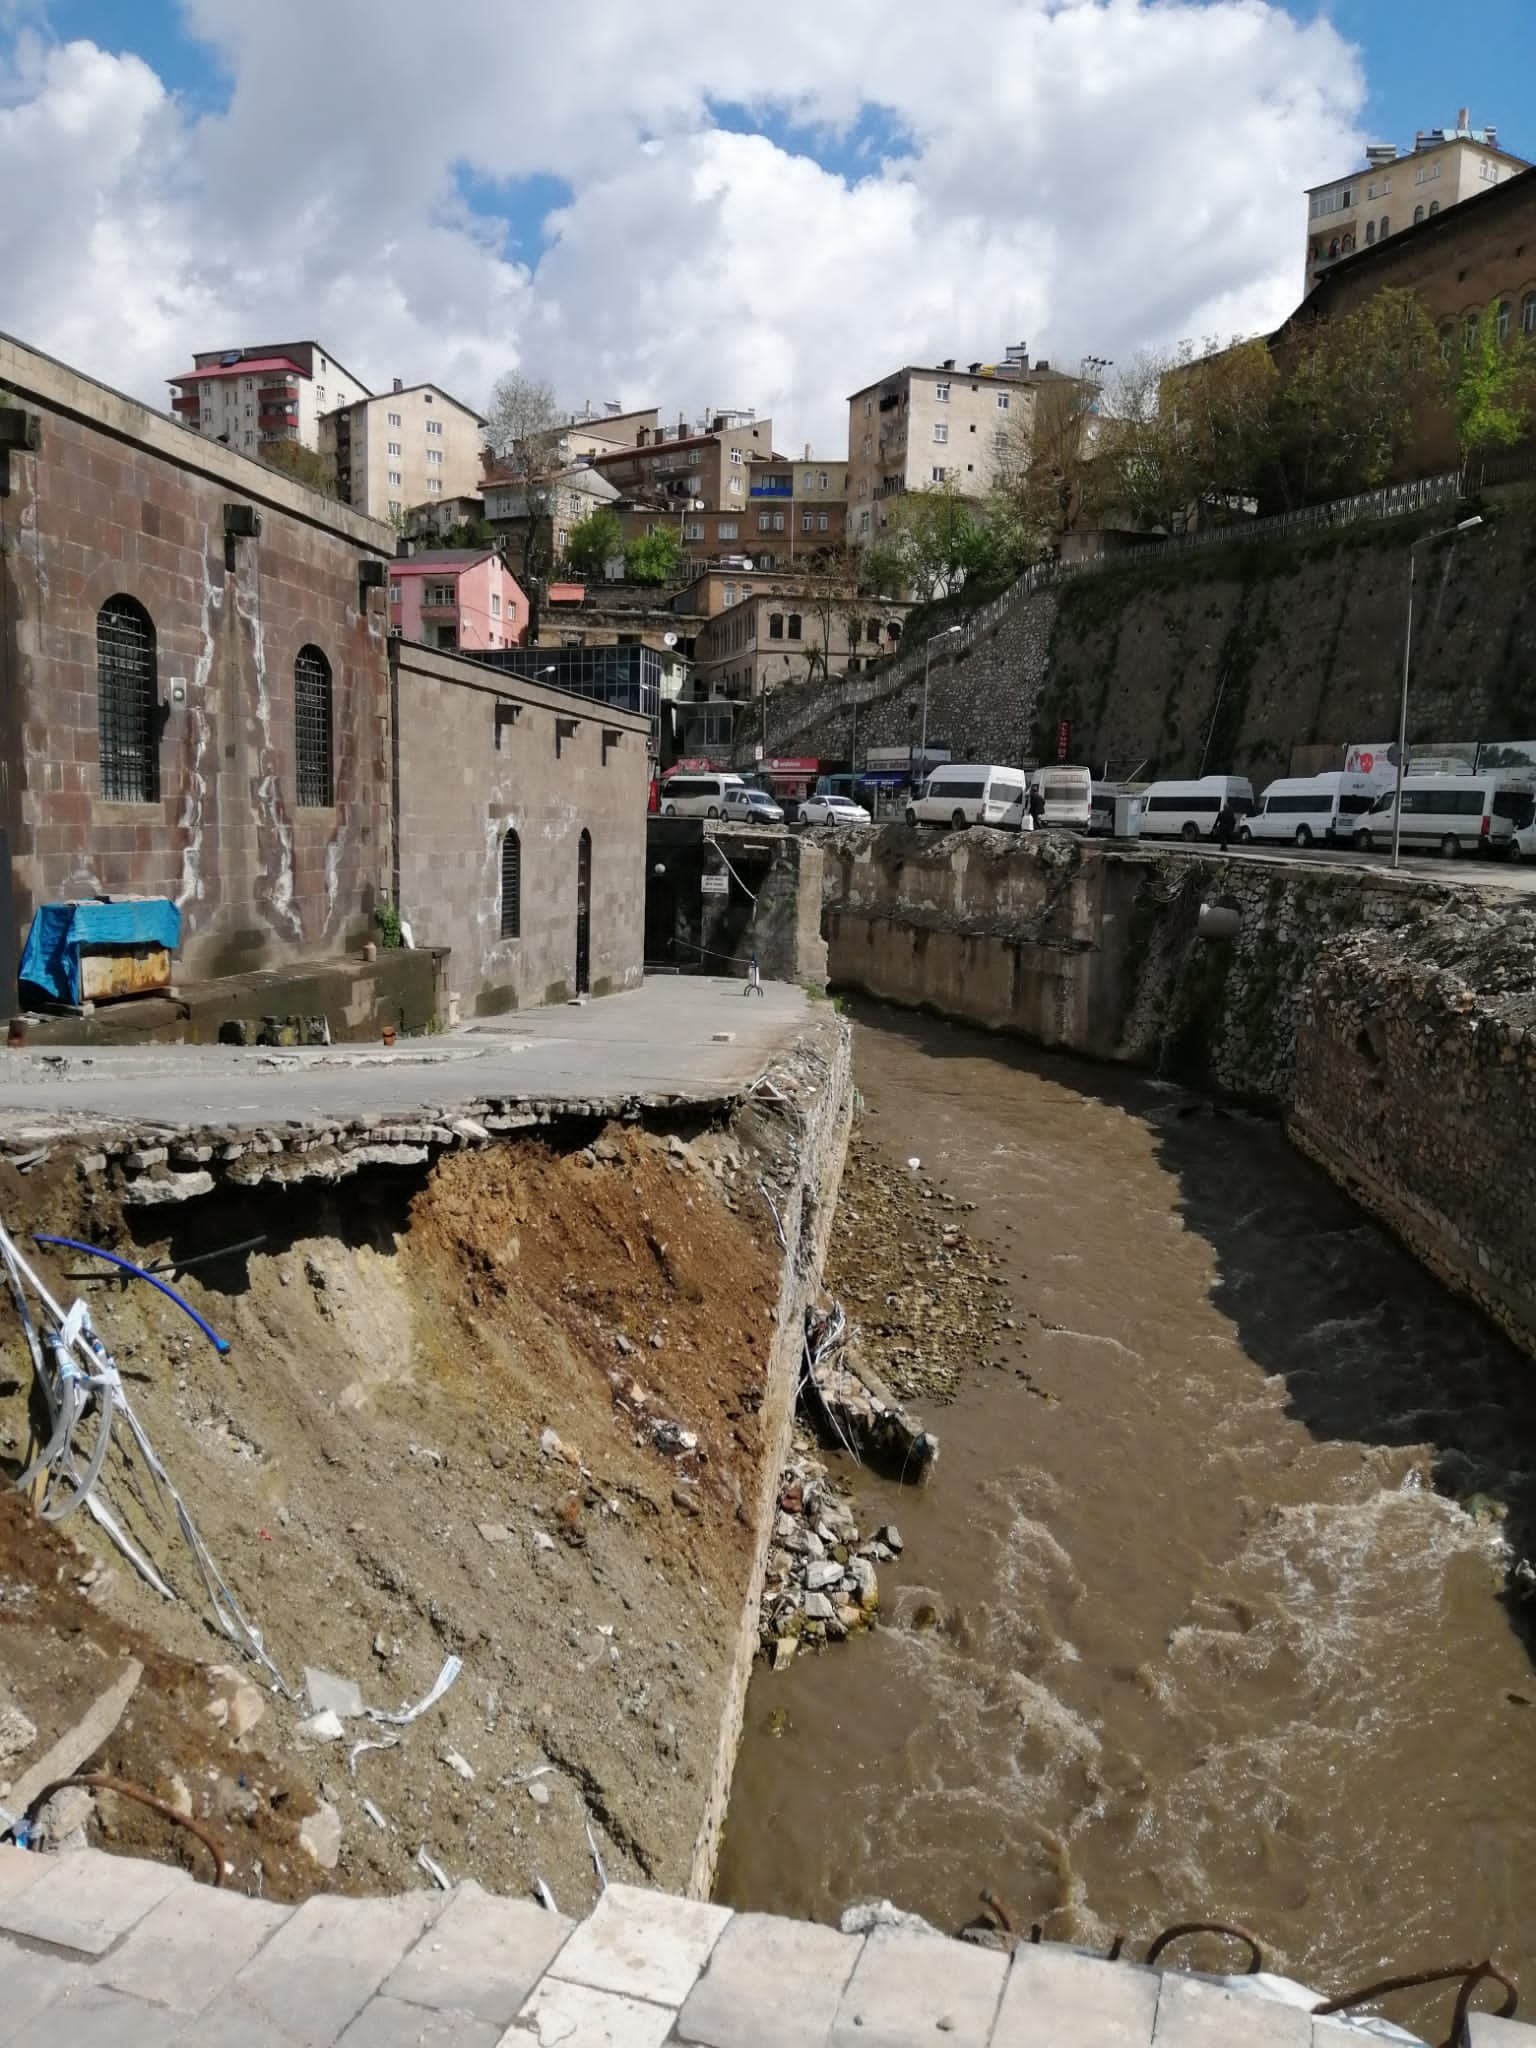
[718,520,738,539]
[758,512,773,532]
[857,478,868,498]
[859,509,870,534]
[688,448,702,465]
[490,592,502,617]
[389,582,401,603]
[996,392,1010,409]
[388,411,401,426]
[426,419,443,435]
[802,513,814,532]
[685,521,705,540]
[426,479,442,493]
[729,447,743,463]
[388,441,401,455]
[389,499,401,517]
[729,476,742,493]
[427,449,443,465]
[389,469,402,486]
[933,422,948,443]
[818,470,827,489]
[864,397,873,417]
[935,381,950,401]
[931,466,947,482]
[803,470,814,489]
[817,512,828,531]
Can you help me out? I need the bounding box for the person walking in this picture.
[1028,782,1046,832]
[1214,798,1238,852]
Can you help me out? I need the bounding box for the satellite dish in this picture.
[663,631,678,647]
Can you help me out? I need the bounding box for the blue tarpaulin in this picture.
[19,899,181,1007]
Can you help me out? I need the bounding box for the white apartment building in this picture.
[846,344,1075,541]
[319,380,487,525]
[167,341,370,454]
[1305,109,1527,292]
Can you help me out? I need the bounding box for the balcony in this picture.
[171,393,200,416]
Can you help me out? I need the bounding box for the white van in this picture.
[1352,774,1528,857]
[659,771,745,818]
[1240,772,1378,848]
[906,764,1031,831]
[1138,776,1255,841]
[1029,765,1093,829]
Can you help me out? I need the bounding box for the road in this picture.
[1142,833,1536,891]
[0,978,817,1132]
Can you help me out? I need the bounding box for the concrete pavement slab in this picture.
[333,1992,503,2048]
[1151,1974,1311,2046]
[380,1881,572,2024]
[0,1847,46,1903]
[207,1890,447,2048]
[14,1981,170,2047]
[828,1924,1008,2047]
[509,1975,678,2047]
[993,1943,1160,2046]
[676,1910,863,2048]
[95,1880,292,2014]
[1468,2020,1536,2046]
[0,1935,86,2045]
[545,1881,731,2008]
[0,1847,187,1957]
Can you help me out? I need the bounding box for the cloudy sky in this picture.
[0,1,1527,450]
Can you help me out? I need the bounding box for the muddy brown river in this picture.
[717,1003,1536,2023]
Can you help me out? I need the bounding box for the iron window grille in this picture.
[500,828,521,938]
[294,645,334,807]
[96,596,159,803]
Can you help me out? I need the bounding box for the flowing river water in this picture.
[717,1002,1536,2025]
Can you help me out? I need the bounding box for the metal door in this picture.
[575,829,591,995]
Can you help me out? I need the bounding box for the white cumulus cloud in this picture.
[0,0,1365,449]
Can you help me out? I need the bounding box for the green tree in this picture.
[1271,287,1448,505]
[1456,315,1536,456]
[623,526,684,585]
[565,506,624,577]
[1091,338,1279,533]
[873,481,1009,603]
[258,438,335,496]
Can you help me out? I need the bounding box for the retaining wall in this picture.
[818,825,1536,1353]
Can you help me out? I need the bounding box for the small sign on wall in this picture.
[701,873,729,895]
[1057,719,1071,762]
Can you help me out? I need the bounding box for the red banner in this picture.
[1056,720,1071,762]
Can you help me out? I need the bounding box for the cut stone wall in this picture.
[0,329,396,982]
[392,644,649,1014]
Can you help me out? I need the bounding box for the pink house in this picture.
[388,550,528,653]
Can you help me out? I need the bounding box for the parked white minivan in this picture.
[658,771,745,818]
[906,764,1031,831]
[1352,774,1529,857]
[1239,772,1378,848]
[1138,776,1256,841]
[1029,764,1094,829]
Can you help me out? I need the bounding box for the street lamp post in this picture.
[1391,515,1484,869]
[919,624,963,782]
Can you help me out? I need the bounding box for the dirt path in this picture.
[0,1117,781,1913]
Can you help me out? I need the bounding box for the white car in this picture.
[799,794,872,827]
[1513,820,1536,861]
[721,786,784,824]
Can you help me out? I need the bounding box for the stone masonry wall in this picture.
[741,495,1536,794]
[0,329,397,982]
[392,644,648,1015]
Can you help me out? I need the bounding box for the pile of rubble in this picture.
[759,1435,901,1667]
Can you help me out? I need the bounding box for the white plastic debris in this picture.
[416,1845,452,1890]
[305,1667,365,1719]
[367,1655,463,1727]
[347,1736,399,1777]
[906,1156,921,1171]
[296,1708,346,1742]
[361,1799,387,1831]
[440,1748,475,1783]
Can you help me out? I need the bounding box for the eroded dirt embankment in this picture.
[0,1111,793,1912]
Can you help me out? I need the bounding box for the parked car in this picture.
[721,785,784,824]
[799,793,873,827]
[1028,765,1093,829]
[906,764,1031,831]
[1138,775,1255,841]
[658,772,744,818]
[1239,772,1378,847]
[1514,818,1536,861]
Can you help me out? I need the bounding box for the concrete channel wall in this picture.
[817,826,1536,1355]
[688,1012,853,1894]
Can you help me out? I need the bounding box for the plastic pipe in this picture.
[31,1235,230,1354]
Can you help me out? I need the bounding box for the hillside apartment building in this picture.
[1304,110,1527,294]
[846,344,1076,540]
[320,380,486,524]
[167,340,369,455]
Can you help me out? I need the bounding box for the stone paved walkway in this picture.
[0,1846,1530,2046]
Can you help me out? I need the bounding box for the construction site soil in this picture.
[0,1119,781,1914]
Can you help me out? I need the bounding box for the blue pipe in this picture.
[31,1235,230,1355]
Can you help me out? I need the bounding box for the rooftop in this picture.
[168,355,305,386]
[389,549,500,575]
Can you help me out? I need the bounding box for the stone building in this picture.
[392,644,648,1012]
[1278,163,1536,472]
[0,328,648,1019]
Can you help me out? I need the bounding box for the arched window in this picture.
[1463,313,1480,350]
[768,613,784,640]
[1439,323,1455,364]
[1429,199,1440,215]
[1365,221,1376,245]
[1380,214,1389,238]
[96,596,159,803]
[1497,299,1513,343]
[786,613,802,640]
[1524,292,1536,336]
[1414,204,1425,224]
[500,828,521,939]
[294,645,333,807]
